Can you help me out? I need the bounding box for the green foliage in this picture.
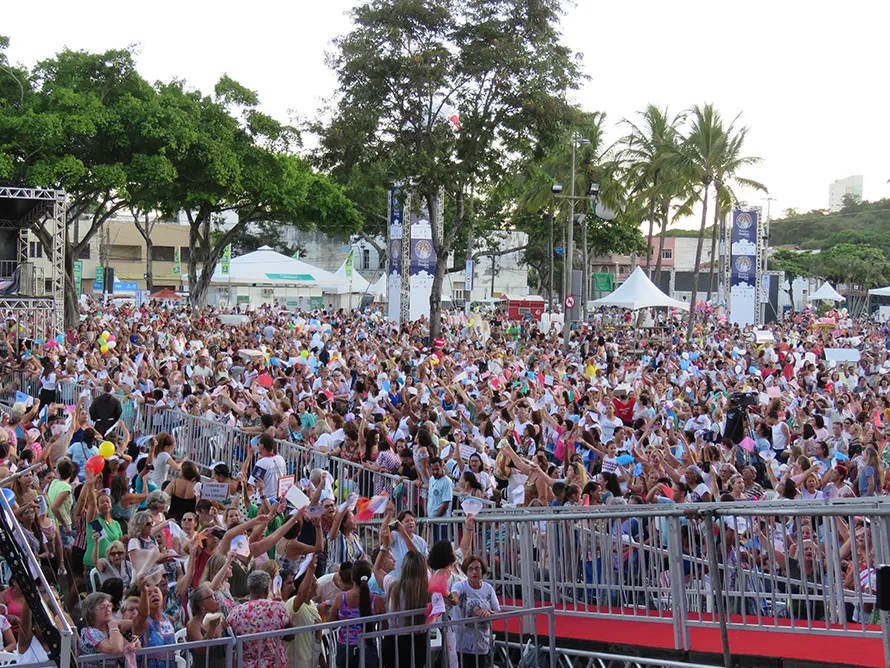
[321,0,583,336]
[767,244,889,290]
[0,36,362,315]
[769,198,890,256]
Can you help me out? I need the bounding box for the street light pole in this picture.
[562,136,589,350]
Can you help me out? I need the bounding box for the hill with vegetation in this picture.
[769,197,890,254]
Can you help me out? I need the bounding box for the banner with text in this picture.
[730,210,758,326]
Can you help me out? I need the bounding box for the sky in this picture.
[4,0,890,227]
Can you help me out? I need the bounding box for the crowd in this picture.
[0,296,887,666]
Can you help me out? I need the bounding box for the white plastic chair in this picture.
[0,651,19,666]
[174,628,191,668]
[88,568,102,593]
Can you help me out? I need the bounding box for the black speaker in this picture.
[104,267,115,293]
[725,408,746,444]
[877,565,890,611]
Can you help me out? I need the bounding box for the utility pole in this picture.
[560,135,589,350]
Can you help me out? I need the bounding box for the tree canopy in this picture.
[0,37,361,317]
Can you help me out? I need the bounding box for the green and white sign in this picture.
[265,273,314,281]
[73,261,83,295]
[173,247,181,275]
[221,244,231,275]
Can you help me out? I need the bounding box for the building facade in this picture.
[828,175,863,213]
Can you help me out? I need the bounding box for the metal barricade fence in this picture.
[357,606,556,668]
[76,635,236,668]
[415,500,890,659]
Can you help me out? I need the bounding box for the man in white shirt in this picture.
[251,433,287,500]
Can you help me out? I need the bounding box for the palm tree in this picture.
[620,105,684,277]
[706,124,766,302]
[674,104,728,337]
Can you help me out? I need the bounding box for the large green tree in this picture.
[322,0,582,338]
[0,42,177,325]
[144,78,363,307]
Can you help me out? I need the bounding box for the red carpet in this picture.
[497,600,883,667]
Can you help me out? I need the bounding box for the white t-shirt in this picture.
[251,454,287,500]
[150,451,173,487]
[599,417,623,443]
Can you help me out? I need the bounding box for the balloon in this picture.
[108,334,116,342]
[616,454,635,466]
[97,337,107,346]
[99,441,115,459]
[301,350,309,359]
[100,344,109,353]
[468,318,475,327]
[429,356,439,366]
[46,340,57,349]
[107,341,117,350]
[1,488,15,505]
[270,357,279,367]
[102,330,111,339]
[86,455,106,475]
[55,333,64,344]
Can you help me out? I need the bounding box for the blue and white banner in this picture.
[387,187,404,323]
[730,210,758,326]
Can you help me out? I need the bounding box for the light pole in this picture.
[557,135,589,350]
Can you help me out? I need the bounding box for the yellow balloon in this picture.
[99,441,115,458]
[468,318,475,327]
[100,344,109,353]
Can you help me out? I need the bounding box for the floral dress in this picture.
[226,599,291,668]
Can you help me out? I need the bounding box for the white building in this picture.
[828,175,863,213]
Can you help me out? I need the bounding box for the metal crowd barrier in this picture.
[412,499,890,665]
[75,606,550,668]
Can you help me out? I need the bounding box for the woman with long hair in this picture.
[329,559,385,668]
[858,446,884,497]
[165,460,199,523]
[383,551,430,667]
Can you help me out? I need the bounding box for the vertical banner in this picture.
[93,266,104,293]
[409,205,436,321]
[465,259,474,294]
[730,210,758,326]
[221,244,231,275]
[73,260,83,296]
[387,187,405,323]
[173,247,181,276]
[345,248,354,279]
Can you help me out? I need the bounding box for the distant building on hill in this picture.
[829,175,863,213]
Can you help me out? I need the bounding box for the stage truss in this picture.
[0,186,66,336]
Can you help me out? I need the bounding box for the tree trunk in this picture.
[187,210,201,307]
[687,182,710,338]
[144,238,154,294]
[63,251,79,330]
[548,210,554,310]
[646,194,657,276]
[706,184,720,303]
[428,190,454,342]
[654,201,669,287]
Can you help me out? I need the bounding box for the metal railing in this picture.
[409,499,890,666]
[74,606,551,668]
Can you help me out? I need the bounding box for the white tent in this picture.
[869,286,890,297]
[211,246,347,289]
[809,282,845,302]
[333,259,375,293]
[589,266,690,310]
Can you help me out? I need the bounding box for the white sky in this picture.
[5,0,890,227]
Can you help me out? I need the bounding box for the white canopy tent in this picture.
[869,285,890,297]
[210,246,347,289]
[809,282,845,302]
[589,266,689,310]
[332,260,389,298]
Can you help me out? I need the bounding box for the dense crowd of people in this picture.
[0,296,886,666]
